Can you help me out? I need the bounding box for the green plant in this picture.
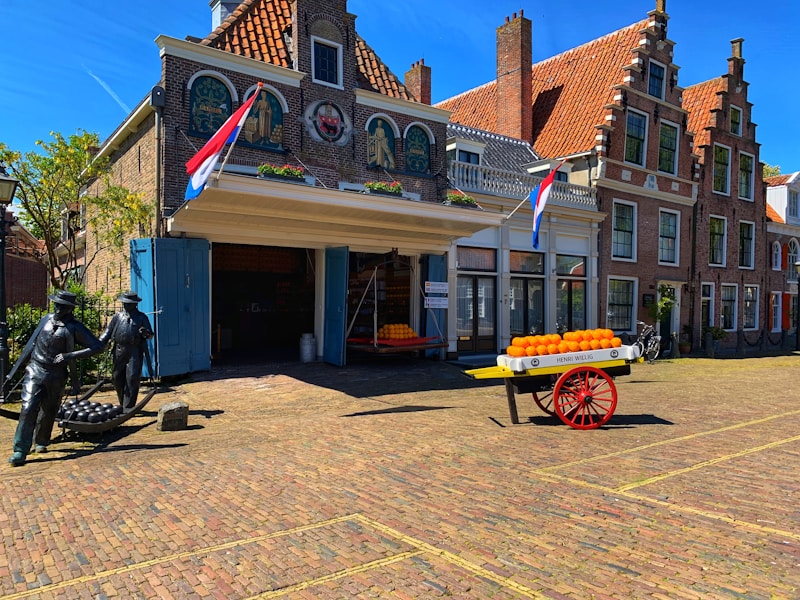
[364,180,403,193]
[648,284,676,324]
[446,190,477,206]
[257,163,304,178]
[702,325,727,341]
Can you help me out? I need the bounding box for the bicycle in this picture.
[633,320,661,363]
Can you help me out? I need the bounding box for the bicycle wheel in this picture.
[645,336,660,362]
[633,340,645,359]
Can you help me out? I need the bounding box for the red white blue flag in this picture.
[185,84,262,200]
[530,160,565,249]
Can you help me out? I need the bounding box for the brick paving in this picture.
[1,354,799,599]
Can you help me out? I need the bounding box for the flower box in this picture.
[364,181,403,195]
[257,163,305,180]
[445,190,478,207]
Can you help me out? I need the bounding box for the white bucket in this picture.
[299,333,316,363]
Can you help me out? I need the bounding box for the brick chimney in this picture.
[728,38,745,82]
[496,10,532,142]
[404,59,432,105]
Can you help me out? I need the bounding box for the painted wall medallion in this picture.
[304,100,351,145]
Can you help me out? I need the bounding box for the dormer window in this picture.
[312,36,342,89]
[648,60,666,99]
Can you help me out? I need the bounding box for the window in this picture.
[624,111,647,166]
[720,284,737,330]
[648,61,666,99]
[738,153,754,200]
[773,241,783,270]
[701,283,714,328]
[555,171,568,182]
[311,37,342,88]
[607,278,635,331]
[458,150,479,164]
[509,251,545,336]
[738,221,755,268]
[730,106,742,136]
[457,246,496,271]
[713,144,730,194]
[709,216,726,266]
[658,122,678,174]
[789,191,799,218]
[770,293,781,332]
[556,255,586,331]
[612,201,636,260]
[788,240,799,282]
[743,285,758,329]
[658,210,679,265]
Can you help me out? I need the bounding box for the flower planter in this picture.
[442,200,480,209]
[258,172,306,183]
[366,189,403,197]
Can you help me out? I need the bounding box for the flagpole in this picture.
[501,192,532,223]
[215,82,263,181]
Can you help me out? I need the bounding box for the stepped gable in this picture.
[200,0,410,100]
[437,19,648,158]
[682,78,726,152]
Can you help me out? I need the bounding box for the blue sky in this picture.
[1,0,797,170]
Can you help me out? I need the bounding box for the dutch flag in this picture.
[530,160,565,249]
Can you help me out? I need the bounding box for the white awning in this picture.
[167,173,504,254]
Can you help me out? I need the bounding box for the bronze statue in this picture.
[9,291,103,467]
[98,291,154,413]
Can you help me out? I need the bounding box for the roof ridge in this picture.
[448,122,532,146]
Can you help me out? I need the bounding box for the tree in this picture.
[0,131,153,290]
[763,163,781,178]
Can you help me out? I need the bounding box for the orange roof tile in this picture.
[765,174,793,187]
[766,203,783,223]
[201,0,411,100]
[682,78,725,153]
[437,19,649,157]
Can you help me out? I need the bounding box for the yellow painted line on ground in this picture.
[616,433,800,491]
[355,514,544,598]
[539,407,800,473]
[2,514,360,600]
[250,550,425,598]
[536,470,800,543]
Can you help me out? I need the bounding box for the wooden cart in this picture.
[465,345,642,429]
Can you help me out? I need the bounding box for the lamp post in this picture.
[795,260,800,352]
[0,165,19,401]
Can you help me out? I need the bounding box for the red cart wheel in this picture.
[532,391,556,415]
[553,366,617,429]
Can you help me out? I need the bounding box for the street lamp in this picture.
[795,260,800,352]
[0,164,19,401]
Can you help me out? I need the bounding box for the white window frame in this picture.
[311,35,343,89]
[720,283,738,331]
[647,59,667,99]
[709,215,727,267]
[738,220,755,270]
[789,190,799,219]
[658,208,680,266]
[743,284,759,330]
[788,239,799,282]
[730,105,742,136]
[772,241,782,270]
[657,120,679,175]
[713,143,731,196]
[612,199,637,262]
[624,109,648,167]
[606,276,638,334]
[770,292,781,332]
[738,151,755,201]
[701,282,715,329]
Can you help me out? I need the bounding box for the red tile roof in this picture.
[765,174,793,187]
[766,203,783,223]
[682,78,725,153]
[201,0,411,100]
[437,19,649,157]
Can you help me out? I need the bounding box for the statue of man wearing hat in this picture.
[9,290,104,467]
[97,291,154,413]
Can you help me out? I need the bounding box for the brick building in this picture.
[4,210,47,309]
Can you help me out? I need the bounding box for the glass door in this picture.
[456,275,496,353]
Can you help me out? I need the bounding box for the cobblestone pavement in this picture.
[1,354,799,599]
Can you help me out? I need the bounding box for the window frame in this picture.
[788,239,799,283]
[738,151,754,201]
[743,284,759,330]
[624,109,648,167]
[738,220,755,270]
[789,190,799,219]
[701,282,715,329]
[658,208,680,266]
[772,241,783,270]
[709,215,727,267]
[612,200,637,262]
[713,143,731,195]
[311,35,343,89]
[657,120,679,175]
[770,292,781,332]
[730,105,742,136]
[720,283,738,331]
[647,60,666,99]
[606,277,638,333]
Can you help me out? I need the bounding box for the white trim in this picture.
[364,113,400,137]
[712,142,732,196]
[709,214,728,267]
[658,207,680,266]
[611,199,637,262]
[624,108,648,168]
[742,283,759,331]
[156,35,304,88]
[738,150,755,201]
[657,119,680,175]
[720,283,738,331]
[738,219,756,270]
[730,104,743,136]
[770,291,782,332]
[606,275,639,333]
[701,281,715,329]
[403,121,435,141]
[648,58,667,100]
[772,241,782,270]
[310,35,344,90]
[187,70,239,103]
[355,88,451,124]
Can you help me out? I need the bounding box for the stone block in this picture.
[157,401,189,431]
